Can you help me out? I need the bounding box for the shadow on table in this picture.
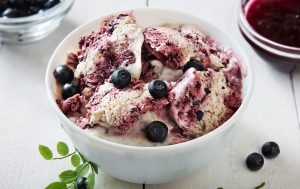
[94,172,142,189]
[252,48,299,73]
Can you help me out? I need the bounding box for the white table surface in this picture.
[1,0,300,188]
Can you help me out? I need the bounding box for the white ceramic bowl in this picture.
[46,8,253,184]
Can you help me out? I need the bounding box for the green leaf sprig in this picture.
[38,142,98,189]
[254,182,266,189]
[217,182,266,189]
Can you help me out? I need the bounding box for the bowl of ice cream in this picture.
[46,9,253,184]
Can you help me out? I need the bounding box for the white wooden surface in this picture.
[1,0,300,188]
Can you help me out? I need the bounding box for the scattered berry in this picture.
[111,69,131,89]
[246,152,264,171]
[76,177,87,189]
[183,59,204,73]
[148,80,168,99]
[145,121,168,142]
[262,141,280,158]
[53,65,74,85]
[62,82,80,99]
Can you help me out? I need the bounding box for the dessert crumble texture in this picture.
[56,13,244,146]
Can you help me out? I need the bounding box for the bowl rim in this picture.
[46,8,254,152]
[0,0,74,24]
[238,0,300,53]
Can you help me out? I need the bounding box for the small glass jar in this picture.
[238,0,300,61]
[0,0,74,44]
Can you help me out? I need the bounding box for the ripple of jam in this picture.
[246,0,300,48]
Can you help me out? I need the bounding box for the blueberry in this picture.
[145,121,168,142]
[262,141,280,158]
[76,177,87,189]
[28,6,41,15]
[0,0,44,17]
[35,0,48,6]
[0,0,8,7]
[183,59,204,73]
[17,7,39,17]
[148,80,168,99]
[7,0,26,9]
[43,0,60,10]
[0,1,7,14]
[62,82,80,99]
[246,152,264,171]
[0,8,5,15]
[195,110,204,121]
[111,69,131,89]
[204,88,211,94]
[2,8,18,18]
[53,65,74,85]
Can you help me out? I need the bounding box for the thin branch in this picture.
[53,151,77,160]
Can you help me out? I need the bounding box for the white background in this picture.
[1,0,300,188]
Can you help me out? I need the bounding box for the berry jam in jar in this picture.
[239,0,300,61]
[246,0,300,48]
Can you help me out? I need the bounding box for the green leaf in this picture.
[78,152,87,163]
[89,161,98,174]
[45,182,67,189]
[255,182,266,189]
[59,170,75,183]
[57,142,69,156]
[38,145,53,160]
[75,163,90,178]
[86,173,95,189]
[64,177,76,185]
[71,154,81,167]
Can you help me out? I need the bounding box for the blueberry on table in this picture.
[76,177,87,189]
[62,82,80,99]
[53,65,74,85]
[43,0,61,10]
[246,152,264,171]
[111,69,131,89]
[148,80,168,99]
[145,121,168,142]
[262,141,280,158]
[183,59,204,73]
